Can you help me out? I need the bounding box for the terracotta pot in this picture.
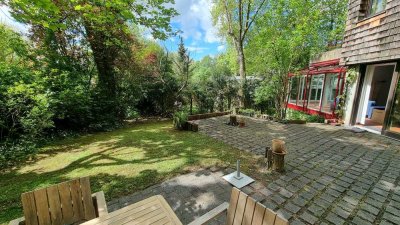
[272,139,286,153]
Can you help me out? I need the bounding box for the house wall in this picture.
[344,66,360,125]
[340,0,400,65]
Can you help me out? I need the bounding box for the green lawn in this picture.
[0,120,262,224]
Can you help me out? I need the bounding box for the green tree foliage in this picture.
[245,0,347,118]
[0,25,54,166]
[0,0,178,167]
[5,0,177,120]
[211,0,268,107]
[192,55,239,113]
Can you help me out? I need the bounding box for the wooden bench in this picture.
[188,187,289,225]
[9,177,108,225]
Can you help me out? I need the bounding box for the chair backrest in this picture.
[21,177,96,225]
[226,188,289,225]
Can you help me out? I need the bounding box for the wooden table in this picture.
[82,195,183,225]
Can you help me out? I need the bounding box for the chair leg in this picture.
[92,191,108,217]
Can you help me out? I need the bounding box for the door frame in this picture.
[353,62,397,130]
[382,62,399,136]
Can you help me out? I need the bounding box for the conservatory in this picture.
[287,59,346,119]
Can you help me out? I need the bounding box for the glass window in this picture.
[308,74,324,110]
[369,0,387,16]
[297,76,306,106]
[321,74,339,113]
[289,76,299,104]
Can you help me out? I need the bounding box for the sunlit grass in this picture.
[0,120,261,224]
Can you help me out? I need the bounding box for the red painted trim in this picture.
[287,103,336,119]
[310,59,340,68]
[319,74,328,112]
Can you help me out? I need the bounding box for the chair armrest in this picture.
[188,202,229,225]
[9,217,24,225]
[92,191,108,217]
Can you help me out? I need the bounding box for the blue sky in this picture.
[149,0,226,60]
[0,1,225,60]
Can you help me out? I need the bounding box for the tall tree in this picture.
[246,0,347,119]
[5,0,178,118]
[247,0,323,119]
[174,37,194,112]
[212,0,268,107]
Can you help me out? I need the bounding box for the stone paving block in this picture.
[332,206,351,220]
[300,211,318,224]
[320,192,336,202]
[261,199,278,210]
[382,212,400,224]
[279,188,293,199]
[250,182,265,190]
[268,183,280,192]
[292,196,308,207]
[241,186,254,195]
[276,208,292,220]
[284,202,301,214]
[379,220,394,225]
[356,209,376,223]
[250,192,266,202]
[291,219,306,225]
[271,194,286,205]
[360,203,380,216]
[259,187,273,197]
[308,204,325,217]
[326,212,345,225]
[352,216,371,225]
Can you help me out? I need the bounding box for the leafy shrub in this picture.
[126,107,140,120]
[173,111,189,130]
[0,140,36,168]
[286,109,324,123]
[238,108,256,117]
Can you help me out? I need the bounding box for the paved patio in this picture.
[109,116,400,225]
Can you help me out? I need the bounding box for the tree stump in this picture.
[272,151,286,172]
[272,139,286,153]
[229,115,238,126]
[265,147,273,169]
[192,123,198,132]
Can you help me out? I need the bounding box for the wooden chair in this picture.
[188,187,289,225]
[9,177,108,225]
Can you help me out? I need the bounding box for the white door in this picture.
[357,65,374,124]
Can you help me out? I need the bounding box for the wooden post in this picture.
[265,147,273,169]
[229,115,237,126]
[271,139,287,172]
[272,139,285,153]
[192,123,199,132]
[272,152,286,172]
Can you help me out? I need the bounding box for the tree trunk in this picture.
[190,94,193,115]
[219,94,224,111]
[84,24,116,97]
[237,45,246,108]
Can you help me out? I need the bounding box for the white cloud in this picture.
[187,46,209,53]
[173,0,220,43]
[217,45,225,52]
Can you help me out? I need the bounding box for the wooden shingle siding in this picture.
[340,0,400,65]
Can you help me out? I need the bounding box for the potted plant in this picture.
[173,111,189,130]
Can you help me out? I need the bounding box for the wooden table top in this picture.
[81,195,183,225]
